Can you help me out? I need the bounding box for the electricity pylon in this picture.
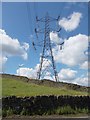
[34,13,62,82]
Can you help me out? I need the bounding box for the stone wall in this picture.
[2,95,90,115]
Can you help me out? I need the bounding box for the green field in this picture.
[2,76,88,97]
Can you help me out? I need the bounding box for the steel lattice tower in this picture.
[35,13,62,82]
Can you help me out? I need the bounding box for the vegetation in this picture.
[2,106,89,117]
[2,74,90,117]
[2,77,88,97]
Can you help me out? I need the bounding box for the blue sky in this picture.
[1,2,88,86]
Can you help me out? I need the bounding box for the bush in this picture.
[2,109,7,117]
[7,108,13,116]
[56,106,75,115]
[75,107,89,114]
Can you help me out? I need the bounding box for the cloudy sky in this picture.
[1,2,89,86]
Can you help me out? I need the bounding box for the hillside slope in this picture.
[1,74,89,96]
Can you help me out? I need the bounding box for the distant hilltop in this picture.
[1,74,89,94]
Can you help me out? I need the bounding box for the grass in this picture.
[2,77,88,97]
[55,106,88,115]
[2,106,89,117]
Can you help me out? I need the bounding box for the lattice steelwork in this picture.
[34,13,63,82]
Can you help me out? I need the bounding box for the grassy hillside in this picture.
[1,74,89,97]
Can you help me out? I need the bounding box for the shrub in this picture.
[56,106,75,115]
[2,109,7,117]
[7,108,13,116]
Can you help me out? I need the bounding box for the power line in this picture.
[26,2,34,35]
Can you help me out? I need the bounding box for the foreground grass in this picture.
[2,105,89,117]
[2,78,88,97]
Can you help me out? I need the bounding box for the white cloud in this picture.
[0,29,6,35]
[43,72,54,80]
[17,67,37,78]
[58,68,88,86]
[58,68,77,81]
[80,61,88,70]
[0,29,29,60]
[41,58,51,70]
[59,12,82,31]
[0,29,29,72]
[17,66,55,81]
[0,55,7,65]
[22,42,29,51]
[0,55,8,72]
[17,58,52,79]
[50,31,64,44]
[74,75,88,86]
[53,34,88,67]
